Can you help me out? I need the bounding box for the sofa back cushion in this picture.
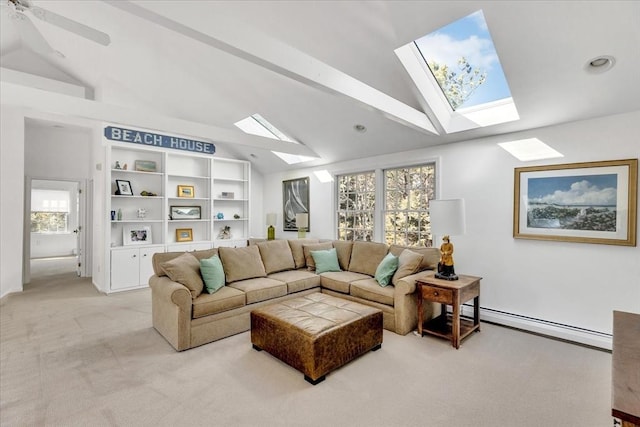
[332,240,353,271]
[391,249,424,286]
[303,242,333,271]
[348,241,389,276]
[287,239,320,269]
[218,245,267,283]
[257,240,296,274]
[152,248,218,276]
[159,252,204,298]
[389,245,440,271]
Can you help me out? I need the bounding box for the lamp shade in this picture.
[295,213,308,228]
[429,199,466,236]
[266,213,277,226]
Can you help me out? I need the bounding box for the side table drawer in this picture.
[421,286,453,304]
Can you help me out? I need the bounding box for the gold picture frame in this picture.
[514,159,637,246]
[175,228,193,242]
[177,185,195,198]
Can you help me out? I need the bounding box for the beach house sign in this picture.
[104,126,215,155]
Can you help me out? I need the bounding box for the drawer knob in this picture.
[434,291,439,296]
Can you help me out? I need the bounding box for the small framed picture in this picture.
[177,185,195,198]
[115,179,133,196]
[135,160,157,172]
[176,228,193,242]
[123,225,152,245]
[170,206,201,220]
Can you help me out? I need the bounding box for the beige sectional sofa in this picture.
[149,239,440,351]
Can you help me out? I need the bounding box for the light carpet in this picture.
[0,273,612,426]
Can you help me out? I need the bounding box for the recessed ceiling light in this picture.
[585,55,615,74]
[353,124,367,133]
[498,138,564,161]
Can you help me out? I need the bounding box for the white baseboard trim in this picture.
[461,305,612,351]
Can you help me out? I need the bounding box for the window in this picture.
[336,172,375,241]
[384,164,436,246]
[31,189,71,233]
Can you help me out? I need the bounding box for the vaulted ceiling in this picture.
[1,1,639,174]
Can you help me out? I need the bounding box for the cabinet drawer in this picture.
[420,285,453,304]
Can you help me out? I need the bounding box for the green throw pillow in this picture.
[310,248,341,274]
[375,253,399,287]
[200,255,225,294]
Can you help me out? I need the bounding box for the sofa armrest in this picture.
[149,275,193,351]
[394,270,437,296]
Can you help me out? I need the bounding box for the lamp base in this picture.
[297,228,307,239]
[267,225,275,240]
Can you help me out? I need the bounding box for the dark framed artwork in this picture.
[514,159,637,246]
[169,206,201,220]
[115,179,133,196]
[283,177,310,231]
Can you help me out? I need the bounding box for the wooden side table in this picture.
[416,274,481,349]
[612,311,640,427]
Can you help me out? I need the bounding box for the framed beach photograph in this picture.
[115,179,133,196]
[170,206,201,220]
[514,159,637,246]
[123,225,152,245]
[282,177,310,231]
[135,160,157,172]
[177,185,195,198]
[176,228,193,242]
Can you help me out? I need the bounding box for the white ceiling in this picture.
[1,1,639,174]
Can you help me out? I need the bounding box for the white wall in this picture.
[262,111,640,344]
[1,107,25,298]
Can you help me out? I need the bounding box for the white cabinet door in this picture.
[139,247,159,285]
[111,248,140,290]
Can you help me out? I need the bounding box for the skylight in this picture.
[234,114,316,165]
[395,10,519,133]
[498,138,564,161]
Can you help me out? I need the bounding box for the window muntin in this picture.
[384,164,436,246]
[336,172,375,241]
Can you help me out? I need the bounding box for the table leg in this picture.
[474,295,480,332]
[452,297,460,349]
[417,286,423,336]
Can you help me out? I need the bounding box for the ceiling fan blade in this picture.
[11,11,56,55]
[30,5,111,46]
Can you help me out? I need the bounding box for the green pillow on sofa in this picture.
[310,248,341,274]
[375,252,399,287]
[200,255,225,294]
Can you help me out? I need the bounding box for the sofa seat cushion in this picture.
[227,277,287,304]
[320,271,370,294]
[348,241,389,276]
[257,240,296,274]
[192,286,246,319]
[268,270,321,293]
[351,278,395,307]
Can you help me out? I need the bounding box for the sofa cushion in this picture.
[320,271,370,294]
[348,241,389,276]
[218,245,267,284]
[227,277,287,304]
[332,240,353,270]
[351,278,395,307]
[303,242,333,271]
[192,286,246,319]
[200,255,225,294]
[374,252,399,287]
[160,252,204,298]
[392,249,424,286]
[311,248,342,274]
[257,240,296,274]
[268,270,321,293]
[389,245,439,271]
[287,239,320,268]
[152,248,218,276]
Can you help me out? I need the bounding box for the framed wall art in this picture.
[176,228,193,242]
[513,159,637,246]
[123,225,152,245]
[170,206,201,220]
[177,185,195,198]
[282,177,310,231]
[134,160,157,172]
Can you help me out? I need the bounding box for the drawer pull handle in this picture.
[434,291,439,296]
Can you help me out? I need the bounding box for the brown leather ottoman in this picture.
[251,293,383,385]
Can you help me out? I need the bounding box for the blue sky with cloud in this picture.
[528,174,618,206]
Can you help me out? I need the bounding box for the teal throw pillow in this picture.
[200,255,225,294]
[310,248,341,274]
[375,253,399,287]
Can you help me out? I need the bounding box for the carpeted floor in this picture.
[0,273,612,426]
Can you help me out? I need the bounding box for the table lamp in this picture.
[295,213,308,239]
[266,213,277,240]
[429,199,466,281]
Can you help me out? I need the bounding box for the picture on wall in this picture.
[123,225,152,245]
[513,159,637,246]
[282,177,310,231]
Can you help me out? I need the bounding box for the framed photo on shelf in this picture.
[514,158,637,246]
[115,179,133,196]
[176,228,193,242]
[170,206,201,220]
[134,160,157,172]
[123,225,152,245]
[282,177,310,231]
[177,185,195,198]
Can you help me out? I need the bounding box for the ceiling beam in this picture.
[103,0,438,135]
